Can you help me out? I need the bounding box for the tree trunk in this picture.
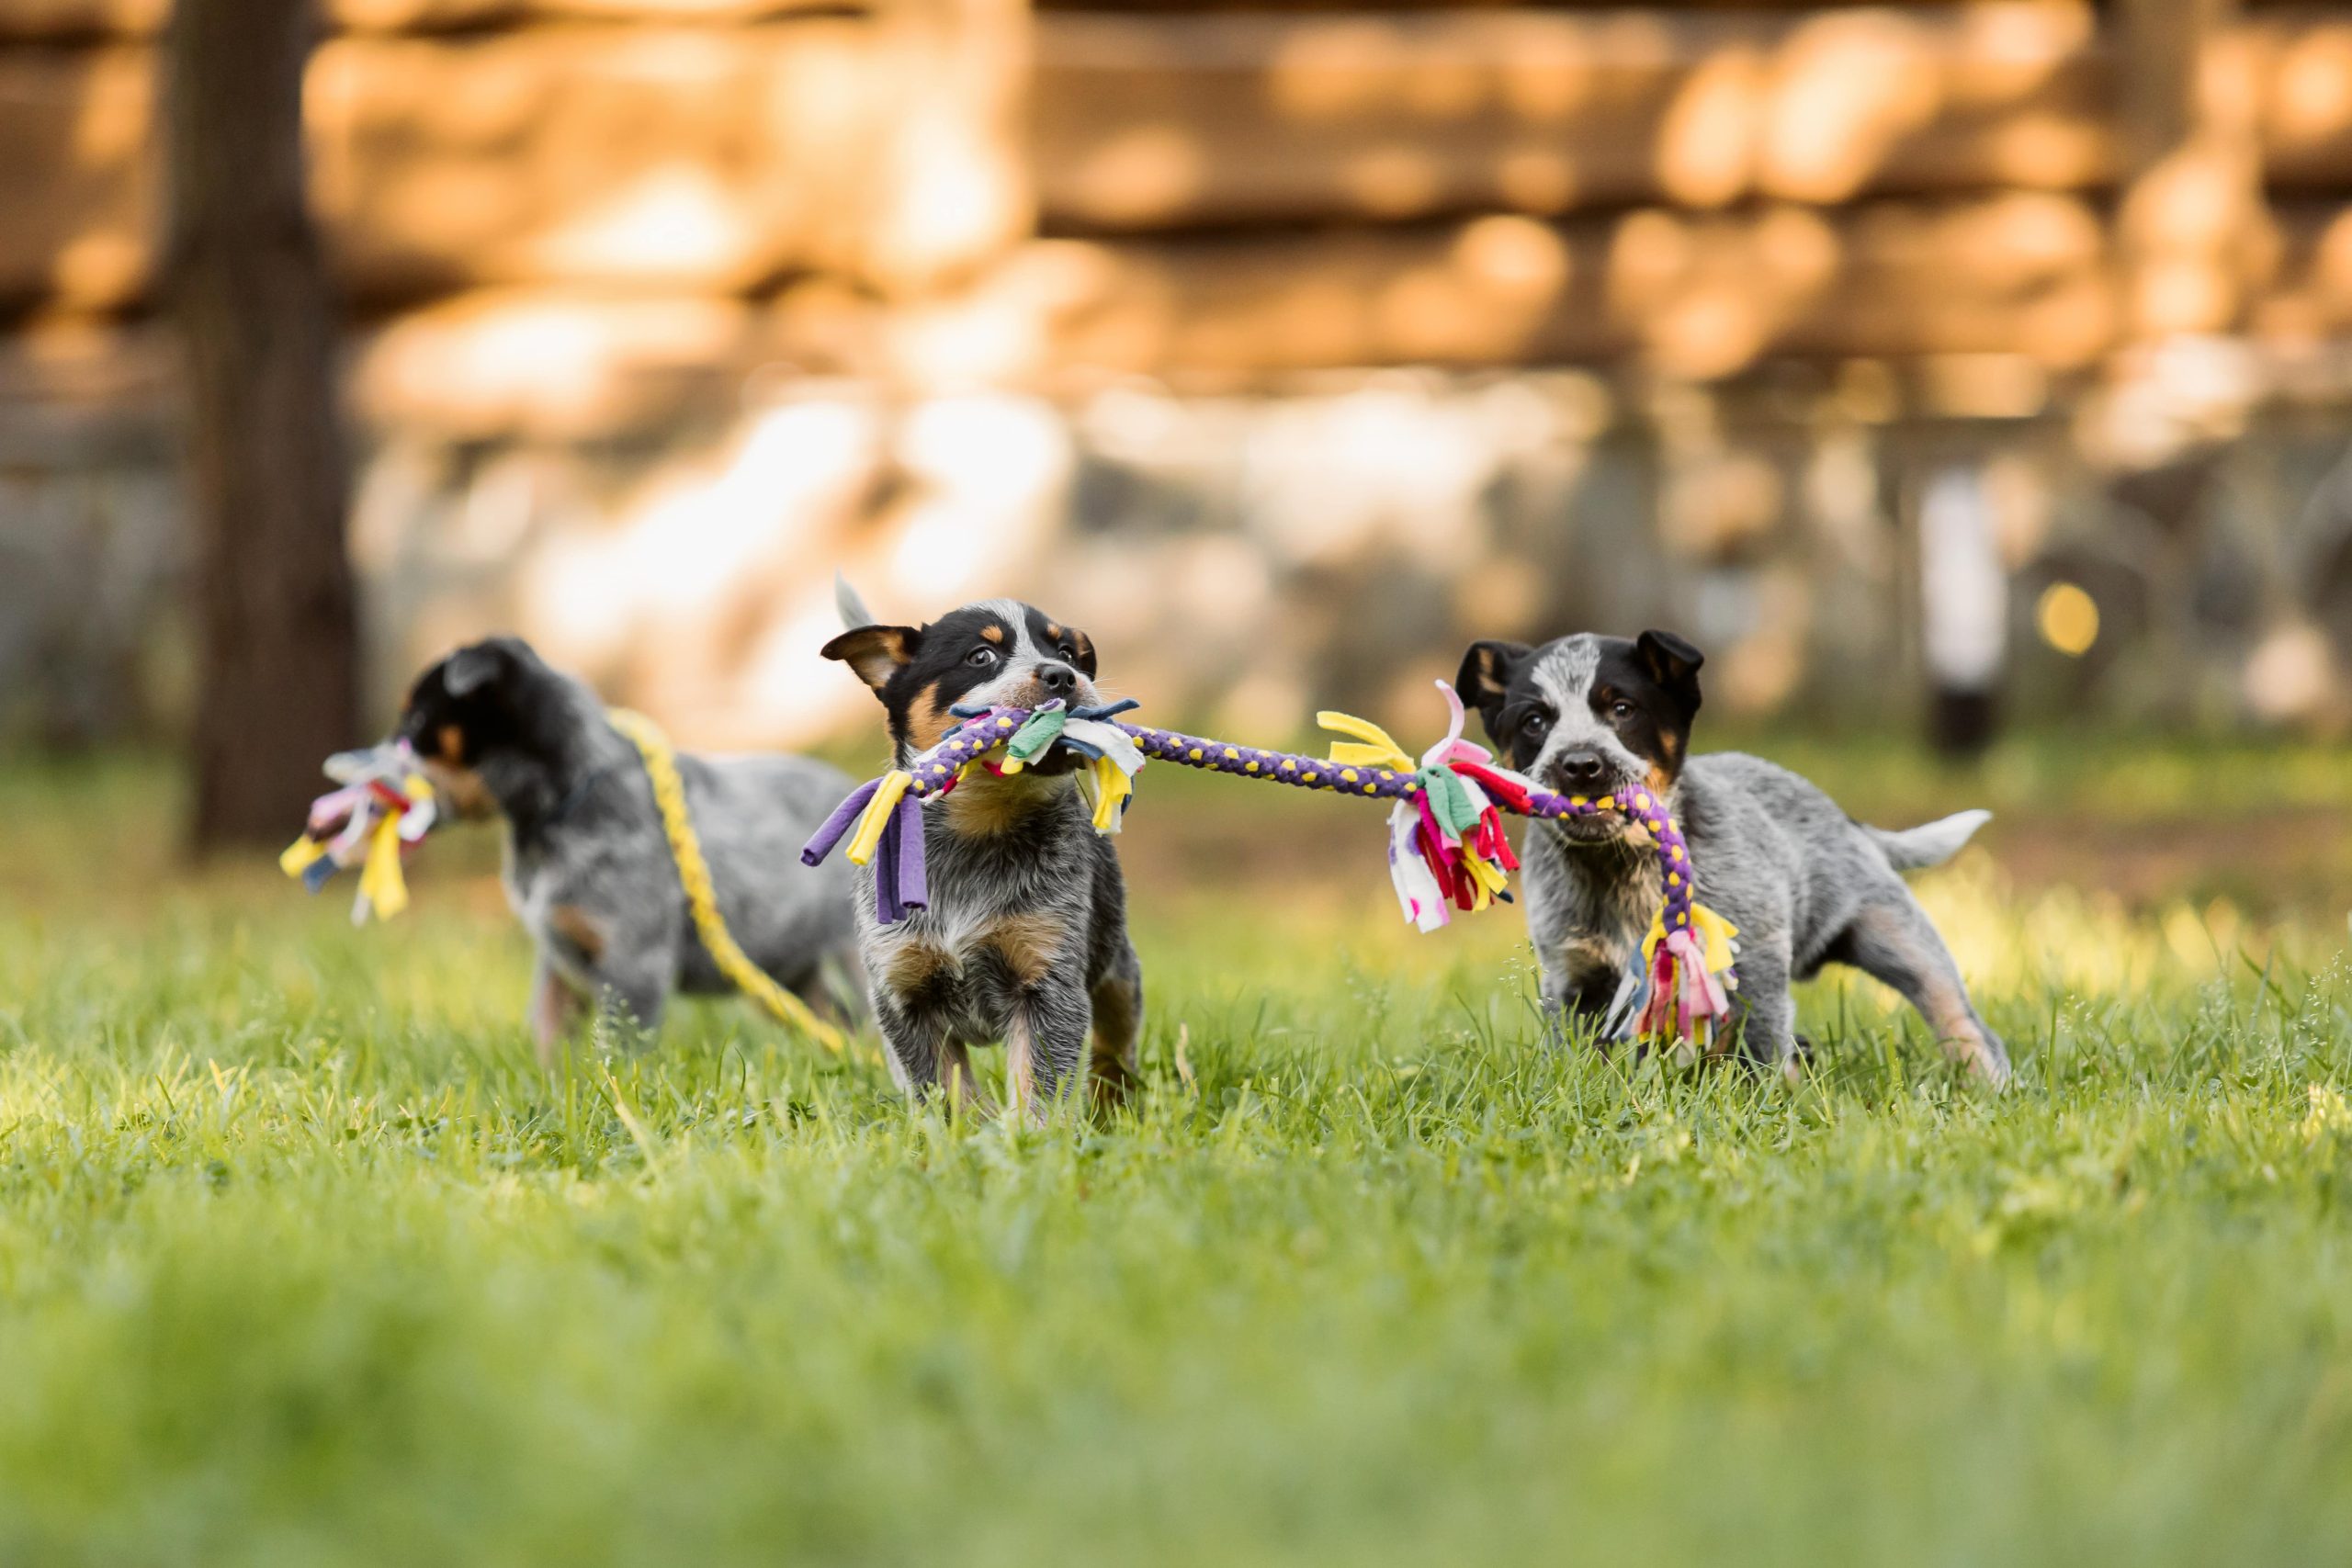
[168,0,357,852]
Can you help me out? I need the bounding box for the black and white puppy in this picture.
[823,594,1143,1121]
[1457,631,2009,1084]
[397,637,863,1059]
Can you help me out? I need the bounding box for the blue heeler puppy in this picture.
[824,587,1143,1122]
[1456,630,2009,1085]
[396,637,863,1060]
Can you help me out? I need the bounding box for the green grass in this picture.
[2,747,2351,1565]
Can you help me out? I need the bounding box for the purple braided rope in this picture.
[857,707,1703,937]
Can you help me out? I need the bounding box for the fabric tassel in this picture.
[356,815,410,922]
[283,739,436,924]
[842,771,913,866]
[1001,703,1069,771]
[801,776,884,868]
[1387,806,1449,932]
[893,794,927,913]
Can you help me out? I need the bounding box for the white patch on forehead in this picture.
[973,598,1040,660]
[1521,634,1643,783]
[1531,637,1600,708]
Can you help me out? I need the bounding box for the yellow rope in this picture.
[606,709,850,1055]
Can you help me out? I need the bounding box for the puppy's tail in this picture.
[1866,809,1991,872]
[834,571,876,630]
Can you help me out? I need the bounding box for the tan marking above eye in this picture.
[980,626,1004,645]
[1046,622,1063,640]
[436,724,466,763]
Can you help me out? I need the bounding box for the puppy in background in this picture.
[397,636,863,1057]
[1457,630,2009,1084]
[824,587,1142,1121]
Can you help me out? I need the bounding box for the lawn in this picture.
[1,739,2348,1566]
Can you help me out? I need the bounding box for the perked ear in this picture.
[1065,627,1098,679]
[1454,639,1532,739]
[442,640,509,699]
[822,625,921,693]
[1636,629,1705,708]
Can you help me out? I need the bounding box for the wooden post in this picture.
[166,0,358,852]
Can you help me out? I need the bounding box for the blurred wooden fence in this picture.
[5,0,2352,742]
[4,1,2349,396]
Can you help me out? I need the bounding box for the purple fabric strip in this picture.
[874,807,906,925]
[893,794,927,914]
[801,776,882,866]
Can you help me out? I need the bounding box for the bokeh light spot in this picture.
[2037,581,2099,657]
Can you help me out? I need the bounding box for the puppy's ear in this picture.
[1455,639,1532,739]
[1636,629,1704,710]
[822,625,921,693]
[442,640,510,699]
[1065,626,1097,679]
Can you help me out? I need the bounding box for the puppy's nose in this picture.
[1555,750,1610,790]
[1036,661,1078,697]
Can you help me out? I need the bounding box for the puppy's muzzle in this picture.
[1547,749,1620,795]
[1543,749,1637,840]
[1008,660,1099,773]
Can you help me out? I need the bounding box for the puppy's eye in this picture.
[1610,699,1634,720]
[1058,643,1077,661]
[966,647,999,668]
[1521,712,1549,738]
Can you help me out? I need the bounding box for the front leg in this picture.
[1726,946,1802,1081]
[528,953,586,1067]
[1002,981,1092,1127]
[1540,936,1634,1050]
[872,994,997,1119]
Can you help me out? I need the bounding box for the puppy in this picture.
[823,595,1143,1121]
[396,636,863,1058]
[1457,630,2009,1084]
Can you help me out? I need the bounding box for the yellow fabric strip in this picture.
[280,836,329,879]
[843,770,913,866]
[1690,905,1740,973]
[1315,711,1415,774]
[358,816,410,919]
[1090,756,1134,831]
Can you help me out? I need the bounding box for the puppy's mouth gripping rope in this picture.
[280,740,436,924]
[803,684,1742,1050]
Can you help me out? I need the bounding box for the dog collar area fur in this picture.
[801,682,1742,1049]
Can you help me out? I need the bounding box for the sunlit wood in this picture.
[1033,6,2109,230]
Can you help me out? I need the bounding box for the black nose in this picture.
[1555,750,1609,789]
[1037,661,1078,695]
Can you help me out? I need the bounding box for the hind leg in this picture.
[1003,979,1093,1128]
[1088,943,1145,1114]
[1837,891,2010,1086]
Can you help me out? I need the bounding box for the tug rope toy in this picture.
[804,684,1743,1049]
[279,740,436,924]
[282,716,850,1056]
[607,710,850,1055]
